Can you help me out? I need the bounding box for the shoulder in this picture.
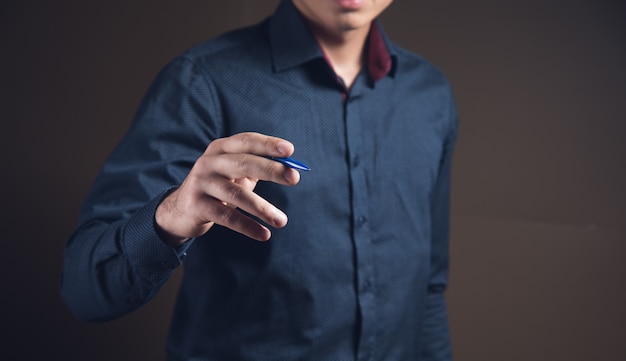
[390,42,458,132]
[177,19,271,70]
[391,43,453,92]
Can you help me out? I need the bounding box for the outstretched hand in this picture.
[155,132,301,245]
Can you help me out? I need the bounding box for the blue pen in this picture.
[268,157,311,171]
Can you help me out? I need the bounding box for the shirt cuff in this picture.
[122,188,192,283]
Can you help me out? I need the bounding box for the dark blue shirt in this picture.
[61,1,458,360]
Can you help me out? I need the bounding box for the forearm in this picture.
[60,55,221,321]
[60,191,185,322]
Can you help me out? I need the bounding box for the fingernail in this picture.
[284,169,293,183]
[261,227,271,241]
[277,142,289,156]
[274,209,288,227]
[283,168,299,184]
[283,169,297,184]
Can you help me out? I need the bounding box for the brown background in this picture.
[1,0,625,360]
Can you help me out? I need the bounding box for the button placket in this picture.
[344,83,377,361]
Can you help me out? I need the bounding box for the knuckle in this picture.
[256,201,270,218]
[206,139,221,154]
[264,135,275,150]
[212,206,235,225]
[218,181,244,203]
[193,154,208,172]
[233,154,249,172]
[262,158,279,178]
[237,132,253,148]
[191,154,214,177]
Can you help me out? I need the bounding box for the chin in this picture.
[334,14,370,31]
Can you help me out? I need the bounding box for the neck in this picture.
[309,23,371,89]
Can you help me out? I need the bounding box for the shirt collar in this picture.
[366,21,395,82]
[268,0,397,82]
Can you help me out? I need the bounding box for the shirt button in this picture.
[357,216,367,227]
[363,280,372,292]
[351,156,360,168]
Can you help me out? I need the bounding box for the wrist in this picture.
[155,192,190,247]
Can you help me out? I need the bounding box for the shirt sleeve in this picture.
[60,56,223,322]
[420,87,459,360]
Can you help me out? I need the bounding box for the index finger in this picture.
[207,132,294,158]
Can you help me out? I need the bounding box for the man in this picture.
[61,0,458,360]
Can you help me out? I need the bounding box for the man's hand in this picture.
[155,132,301,246]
